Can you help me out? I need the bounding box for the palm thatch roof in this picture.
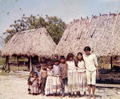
[2,27,56,57]
[55,13,120,57]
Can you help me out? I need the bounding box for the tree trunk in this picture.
[17,56,19,71]
[5,56,10,72]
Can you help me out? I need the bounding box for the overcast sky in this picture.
[0,0,120,39]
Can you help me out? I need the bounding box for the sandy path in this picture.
[0,71,120,99]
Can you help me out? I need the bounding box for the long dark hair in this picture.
[67,53,74,61]
[75,52,84,67]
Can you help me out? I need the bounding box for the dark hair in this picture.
[67,53,74,60]
[77,52,84,61]
[60,56,65,60]
[84,46,91,51]
[47,62,53,66]
[54,59,59,63]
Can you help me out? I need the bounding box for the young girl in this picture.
[45,62,54,96]
[66,53,78,97]
[28,71,34,94]
[31,72,39,95]
[76,52,87,96]
[53,59,61,96]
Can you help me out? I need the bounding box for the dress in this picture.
[66,60,78,93]
[77,60,87,92]
[45,68,53,95]
[53,65,61,93]
[31,78,39,93]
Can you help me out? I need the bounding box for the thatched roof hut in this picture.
[2,27,56,57]
[55,13,120,57]
[2,27,56,71]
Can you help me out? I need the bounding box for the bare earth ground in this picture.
[0,71,120,99]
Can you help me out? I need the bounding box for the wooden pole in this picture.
[5,56,10,72]
[30,56,32,72]
[17,56,19,71]
[111,56,113,70]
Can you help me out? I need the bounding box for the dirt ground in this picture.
[0,71,120,99]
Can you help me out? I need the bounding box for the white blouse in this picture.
[77,60,86,72]
[66,60,76,71]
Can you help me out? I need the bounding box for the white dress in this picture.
[66,60,78,93]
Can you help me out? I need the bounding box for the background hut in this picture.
[55,12,120,69]
[2,27,56,71]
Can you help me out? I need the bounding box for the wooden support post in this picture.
[5,56,10,72]
[17,56,19,71]
[111,56,113,70]
[30,56,32,72]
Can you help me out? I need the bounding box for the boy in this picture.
[59,56,68,97]
[83,46,99,99]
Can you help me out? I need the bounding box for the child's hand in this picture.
[96,72,99,78]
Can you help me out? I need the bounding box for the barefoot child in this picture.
[53,59,61,96]
[66,53,78,97]
[31,72,39,95]
[76,52,87,96]
[28,71,34,94]
[45,62,54,96]
[59,56,68,97]
[40,63,47,95]
[83,46,99,99]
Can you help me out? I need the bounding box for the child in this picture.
[53,59,61,96]
[76,52,87,96]
[34,65,41,77]
[59,56,68,97]
[40,63,47,95]
[66,53,78,97]
[28,71,34,94]
[45,62,54,96]
[83,46,99,99]
[31,72,39,95]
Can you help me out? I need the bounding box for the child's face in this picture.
[42,66,46,70]
[60,59,65,63]
[34,74,37,78]
[48,65,52,69]
[85,51,90,55]
[69,57,73,61]
[54,62,59,65]
[36,67,40,71]
[77,54,82,60]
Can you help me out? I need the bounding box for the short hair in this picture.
[54,59,59,63]
[60,56,65,60]
[84,46,91,51]
[67,53,74,60]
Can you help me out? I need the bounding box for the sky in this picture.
[0,0,120,46]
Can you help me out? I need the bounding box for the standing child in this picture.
[45,62,54,96]
[76,52,87,96]
[53,59,61,96]
[31,72,39,95]
[66,53,78,97]
[28,71,34,94]
[40,63,47,95]
[59,56,68,97]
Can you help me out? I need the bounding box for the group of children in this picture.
[27,52,87,97]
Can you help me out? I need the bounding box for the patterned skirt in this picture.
[45,76,53,95]
[53,76,61,93]
[77,71,87,92]
[68,70,79,93]
[31,79,39,93]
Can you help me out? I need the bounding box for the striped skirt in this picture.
[68,70,79,93]
[77,71,87,92]
[53,76,61,93]
[45,76,53,95]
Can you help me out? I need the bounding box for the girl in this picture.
[45,62,54,96]
[66,53,78,97]
[53,59,61,96]
[31,72,39,95]
[76,52,87,96]
[28,71,34,94]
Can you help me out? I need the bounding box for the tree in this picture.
[3,14,66,44]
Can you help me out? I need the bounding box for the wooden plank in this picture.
[96,83,120,88]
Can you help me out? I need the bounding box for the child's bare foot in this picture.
[92,95,96,99]
[88,95,92,99]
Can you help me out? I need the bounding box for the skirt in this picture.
[45,76,53,95]
[68,70,79,93]
[31,79,39,93]
[52,76,61,93]
[77,71,87,92]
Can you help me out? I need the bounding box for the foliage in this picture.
[4,14,66,44]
